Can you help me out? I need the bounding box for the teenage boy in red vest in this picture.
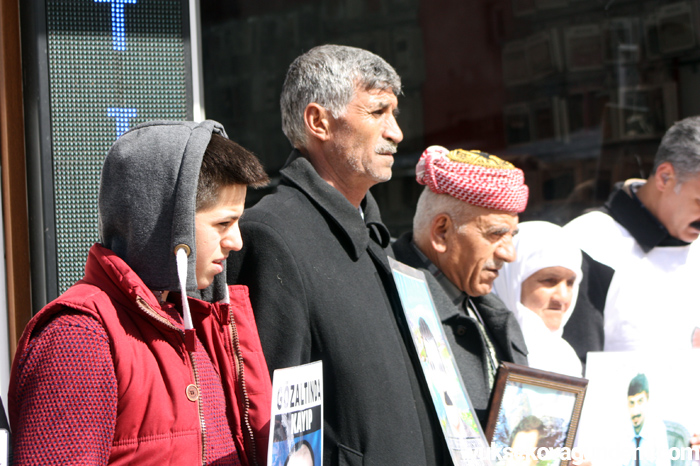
[10,120,272,466]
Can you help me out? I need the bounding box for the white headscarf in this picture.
[492,221,583,377]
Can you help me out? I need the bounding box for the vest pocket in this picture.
[337,443,364,466]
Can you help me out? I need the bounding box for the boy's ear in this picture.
[303,103,331,142]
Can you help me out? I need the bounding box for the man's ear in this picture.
[430,214,452,254]
[303,103,331,142]
[654,162,676,191]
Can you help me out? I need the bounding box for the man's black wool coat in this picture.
[228,152,448,466]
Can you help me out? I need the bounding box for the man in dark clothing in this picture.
[392,145,530,426]
[227,45,448,465]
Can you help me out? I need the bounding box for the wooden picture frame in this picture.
[486,362,588,466]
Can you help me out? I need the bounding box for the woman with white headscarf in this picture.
[492,221,583,377]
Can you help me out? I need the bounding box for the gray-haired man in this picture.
[228,45,447,465]
[563,116,700,360]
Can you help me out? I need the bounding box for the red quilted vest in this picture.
[10,244,271,466]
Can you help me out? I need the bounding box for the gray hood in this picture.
[99,120,227,296]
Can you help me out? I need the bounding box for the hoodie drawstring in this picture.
[175,244,197,352]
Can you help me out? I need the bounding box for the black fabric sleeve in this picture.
[562,250,614,366]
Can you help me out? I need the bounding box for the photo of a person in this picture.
[506,415,546,466]
[625,373,670,466]
[577,351,700,466]
[284,440,314,466]
[492,379,576,466]
[390,260,490,465]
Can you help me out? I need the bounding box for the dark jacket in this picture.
[228,151,447,466]
[391,232,528,426]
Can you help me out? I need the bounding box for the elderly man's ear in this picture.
[430,214,453,253]
[303,103,332,142]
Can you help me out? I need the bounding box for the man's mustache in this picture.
[690,220,700,230]
[376,141,398,155]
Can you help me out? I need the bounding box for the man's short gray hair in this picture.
[280,44,402,149]
[413,187,477,244]
[654,116,700,183]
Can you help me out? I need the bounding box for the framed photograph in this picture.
[577,350,700,464]
[564,24,603,72]
[485,362,588,466]
[657,1,697,55]
[389,257,492,465]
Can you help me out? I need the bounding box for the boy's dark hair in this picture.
[196,133,269,211]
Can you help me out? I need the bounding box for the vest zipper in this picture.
[135,296,208,465]
[229,316,257,466]
[188,352,208,466]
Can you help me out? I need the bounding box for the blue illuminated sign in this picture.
[95,0,137,51]
[107,107,138,138]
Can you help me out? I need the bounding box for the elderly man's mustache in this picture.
[376,141,398,155]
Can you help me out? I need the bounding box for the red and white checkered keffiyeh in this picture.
[416,145,529,213]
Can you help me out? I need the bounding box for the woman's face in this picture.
[520,266,576,331]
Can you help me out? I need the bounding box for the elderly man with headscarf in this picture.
[392,145,530,427]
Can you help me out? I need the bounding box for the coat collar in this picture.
[280,150,390,260]
[472,293,527,357]
[605,179,689,252]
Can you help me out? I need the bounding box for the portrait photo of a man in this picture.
[577,351,700,466]
[625,373,670,466]
[505,415,546,466]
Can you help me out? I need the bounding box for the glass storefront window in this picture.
[200,0,700,235]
